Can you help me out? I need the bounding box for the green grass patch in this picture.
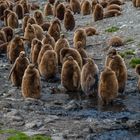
[125,37,134,44]
[105,26,119,32]
[129,57,140,68]
[119,50,135,58]
[0,130,51,140]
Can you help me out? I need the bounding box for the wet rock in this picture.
[44,115,59,123]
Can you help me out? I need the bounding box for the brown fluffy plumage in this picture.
[64,9,75,31]
[9,51,29,87]
[81,0,91,15]
[93,4,103,22]
[109,54,127,93]
[85,27,99,36]
[15,4,24,19]
[61,56,81,91]
[37,44,53,65]
[56,3,65,20]
[54,34,70,65]
[7,35,25,64]
[39,50,58,79]
[73,28,86,48]
[98,67,118,105]
[104,9,121,18]
[135,64,140,92]
[70,0,81,14]
[44,2,53,16]
[81,58,99,96]
[108,36,124,47]
[33,10,44,25]
[42,32,55,48]
[22,64,41,99]
[60,47,83,68]
[107,4,122,11]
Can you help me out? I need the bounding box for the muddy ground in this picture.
[0,0,140,140]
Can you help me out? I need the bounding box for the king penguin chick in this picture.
[81,0,91,15]
[42,32,55,48]
[93,4,103,22]
[54,34,70,65]
[98,67,118,105]
[73,28,86,48]
[85,27,99,36]
[22,15,30,32]
[33,10,44,25]
[48,19,61,41]
[64,9,75,31]
[75,41,88,65]
[109,54,127,93]
[7,35,25,64]
[81,58,99,96]
[70,0,81,14]
[61,56,81,91]
[56,3,65,20]
[60,47,83,68]
[15,4,24,19]
[135,64,140,92]
[37,44,53,65]
[108,36,124,47]
[39,50,58,80]
[44,2,53,16]
[22,64,41,99]
[9,51,29,87]
[7,11,19,28]
[31,40,42,65]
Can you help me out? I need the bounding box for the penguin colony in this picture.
[0,0,138,106]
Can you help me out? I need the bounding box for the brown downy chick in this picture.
[32,24,44,41]
[39,50,58,79]
[73,28,86,48]
[75,41,88,65]
[53,0,60,17]
[7,35,25,64]
[0,30,7,43]
[22,64,41,99]
[37,44,53,65]
[93,4,104,21]
[42,32,55,48]
[81,58,99,96]
[7,11,19,28]
[108,36,124,47]
[107,4,122,11]
[9,51,29,87]
[60,47,83,68]
[108,0,124,6]
[33,10,44,25]
[85,27,99,36]
[24,23,36,46]
[20,0,30,14]
[109,54,127,93]
[15,4,24,19]
[64,9,75,31]
[104,9,121,18]
[98,67,118,105]
[31,40,42,65]
[48,19,61,41]
[70,0,81,14]
[56,3,65,20]
[41,22,50,31]
[44,2,53,16]
[22,15,30,32]
[27,17,36,25]
[135,64,140,92]
[54,34,70,65]
[61,56,81,91]
[105,48,118,67]
[2,26,14,42]
[49,0,55,5]
[81,0,91,15]
[3,9,12,26]
[91,0,98,12]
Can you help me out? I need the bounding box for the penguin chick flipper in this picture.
[8,59,17,80]
[73,71,79,88]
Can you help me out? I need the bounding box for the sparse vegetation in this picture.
[105,26,119,32]
[119,50,135,58]
[129,57,140,68]
[125,37,134,44]
[0,130,51,140]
